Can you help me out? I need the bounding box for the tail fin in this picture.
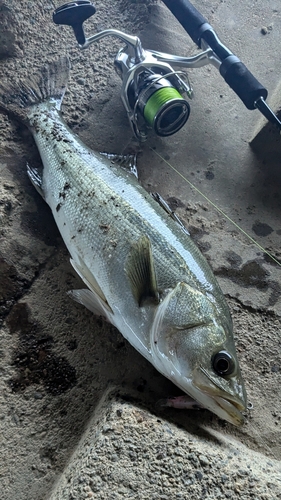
[0,56,70,123]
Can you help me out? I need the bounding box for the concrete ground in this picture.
[0,0,281,499]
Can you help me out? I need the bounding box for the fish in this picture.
[0,56,247,426]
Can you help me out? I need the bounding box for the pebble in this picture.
[33,391,43,399]
[261,25,273,35]
[199,454,210,466]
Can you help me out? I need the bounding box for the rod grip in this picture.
[162,0,209,46]
[220,58,268,109]
[162,1,269,109]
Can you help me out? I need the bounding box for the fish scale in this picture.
[0,56,247,426]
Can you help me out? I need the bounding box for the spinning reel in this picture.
[53,1,281,142]
[53,1,194,141]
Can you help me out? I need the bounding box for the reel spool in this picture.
[130,73,190,137]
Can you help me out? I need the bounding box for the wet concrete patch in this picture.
[252,221,274,237]
[216,260,269,290]
[267,280,281,306]
[188,225,211,254]
[0,257,30,319]
[263,251,281,266]
[205,170,215,180]
[7,302,77,395]
[225,250,243,269]
[166,196,185,211]
[20,207,61,247]
[197,240,212,254]
[188,225,209,242]
[0,257,21,303]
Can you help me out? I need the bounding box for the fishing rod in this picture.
[53,1,281,141]
[162,0,281,130]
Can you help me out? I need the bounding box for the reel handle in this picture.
[53,1,96,45]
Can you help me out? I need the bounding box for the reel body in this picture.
[114,47,191,141]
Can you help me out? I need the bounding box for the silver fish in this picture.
[0,57,247,425]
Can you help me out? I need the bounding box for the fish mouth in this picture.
[212,395,245,426]
[192,388,246,427]
[192,367,247,426]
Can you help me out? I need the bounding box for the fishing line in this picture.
[151,147,281,268]
[144,87,183,127]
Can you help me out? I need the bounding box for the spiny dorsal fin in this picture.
[125,235,159,306]
[152,192,190,236]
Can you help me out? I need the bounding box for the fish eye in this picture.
[212,351,235,376]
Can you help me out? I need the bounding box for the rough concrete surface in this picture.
[0,1,281,499]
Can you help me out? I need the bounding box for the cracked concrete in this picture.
[0,1,281,499]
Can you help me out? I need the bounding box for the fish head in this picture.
[151,282,247,426]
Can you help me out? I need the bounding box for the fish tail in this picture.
[0,56,70,123]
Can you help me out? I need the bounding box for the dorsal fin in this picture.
[152,192,190,236]
[100,152,138,178]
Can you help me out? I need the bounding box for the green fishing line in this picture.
[144,87,183,126]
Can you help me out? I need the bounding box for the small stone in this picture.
[77,78,86,85]
[3,183,15,190]
[33,392,43,400]
[199,454,210,466]
[261,26,268,35]
[188,452,199,465]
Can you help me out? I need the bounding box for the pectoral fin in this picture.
[68,288,112,322]
[125,235,159,306]
[70,257,113,314]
